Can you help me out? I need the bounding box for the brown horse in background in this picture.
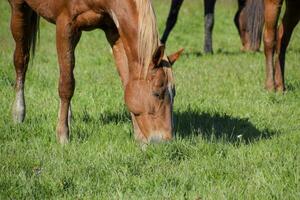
[161,0,264,53]
[262,0,300,92]
[8,0,183,144]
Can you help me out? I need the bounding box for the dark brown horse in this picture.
[262,0,300,92]
[8,0,183,144]
[161,0,264,53]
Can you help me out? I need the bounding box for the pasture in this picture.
[1,0,300,199]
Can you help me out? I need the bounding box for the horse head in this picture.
[125,45,183,143]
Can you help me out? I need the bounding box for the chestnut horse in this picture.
[8,0,183,144]
[262,0,300,91]
[161,0,264,53]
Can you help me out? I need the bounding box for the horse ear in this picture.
[153,45,165,66]
[168,48,184,65]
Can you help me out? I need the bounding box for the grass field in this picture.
[1,0,300,199]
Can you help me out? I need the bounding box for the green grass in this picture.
[1,0,300,199]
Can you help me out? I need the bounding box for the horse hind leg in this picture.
[204,0,216,54]
[10,3,38,123]
[274,2,300,92]
[234,0,249,51]
[160,0,184,44]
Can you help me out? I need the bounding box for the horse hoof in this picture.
[240,46,247,52]
[275,85,285,93]
[265,82,275,92]
[204,49,213,54]
[12,111,25,123]
[12,91,26,123]
[12,104,25,123]
[57,135,69,145]
[56,126,70,144]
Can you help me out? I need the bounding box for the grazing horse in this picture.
[8,0,183,144]
[262,0,300,92]
[161,0,264,53]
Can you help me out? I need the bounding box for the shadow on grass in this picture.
[182,49,254,58]
[288,47,300,54]
[74,107,277,144]
[81,109,130,125]
[285,80,300,91]
[174,108,277,144]
[72,109,131,141]
[214,48,262,56]
[183,51,203,57]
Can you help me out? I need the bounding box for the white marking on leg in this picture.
[12,89,25,123]
[56,100,70,144]
[68,104,72,136]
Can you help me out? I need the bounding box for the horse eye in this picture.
[152,92,160,98]
[134,113,141,117]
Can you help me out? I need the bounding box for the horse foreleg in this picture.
[161,0,184,44]
[274,2,300,92]
[204,0,216,53]
[55,16,81,144]
[263,0,283,91]
[10,4,34,123]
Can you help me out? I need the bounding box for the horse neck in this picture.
[110,0,160,80]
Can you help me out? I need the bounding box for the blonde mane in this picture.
[135,0,160,79]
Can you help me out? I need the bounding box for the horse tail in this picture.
[30,11,40,58]
[245,0,264,50]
